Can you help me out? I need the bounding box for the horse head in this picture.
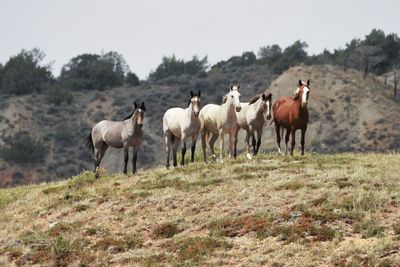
[227,83,241,112]
[261,92,273,120]
[293,80,310,108]
[133,101,146,128]
[189,90,201,117]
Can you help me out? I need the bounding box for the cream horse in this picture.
[234,92,272,159]
[163,91,201,167]
[200,84,241,162]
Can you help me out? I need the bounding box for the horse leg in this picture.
[172,135,179,167]
[201,130,208,163]
[244,130,252,160]
[255,128,262,155]
[233,128,239,159]
[275,123,282,155]
[301,127,307,155]
[209,133,218,162]
[285,129,291,156]
[132,148,138,174]
[191,134,198,163]
[94,141,107,179]
[228,131,234,159]
[123,145,129,174]
[290,130,296,156]
[181,134,187,166]
[165,131,171,168]
[219,129,224,161]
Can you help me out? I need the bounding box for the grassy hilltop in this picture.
[1,152,400,266]
[0,63,399,187]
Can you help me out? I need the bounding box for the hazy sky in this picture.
[1,0,399,79]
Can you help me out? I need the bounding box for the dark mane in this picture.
[248,92,272,105]
[248,95,260,105]
[123,109,135,120]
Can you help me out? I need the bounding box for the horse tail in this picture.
[86,132,94,153]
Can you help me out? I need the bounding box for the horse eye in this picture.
[231,95,233,98]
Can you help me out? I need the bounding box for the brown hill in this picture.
[0,64,398,187]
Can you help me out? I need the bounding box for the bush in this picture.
[59,51,129,91]
[125,72,140,86]
[44,84,73,105]
[0,131,46,163]
[149,55,208,80]
[0,48,53,95]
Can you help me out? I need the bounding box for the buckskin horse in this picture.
[273,80,310,156]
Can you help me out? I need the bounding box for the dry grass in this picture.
[1,153,400,266]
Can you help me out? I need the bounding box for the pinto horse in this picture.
[273,80,310,156]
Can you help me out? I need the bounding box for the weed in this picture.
[151,222,181,239]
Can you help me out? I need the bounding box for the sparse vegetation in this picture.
[1,153,400,266]
[0,131,46,164]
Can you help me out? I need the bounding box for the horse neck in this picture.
[185,103,195,119]
[128,116,141,134]
[221,97,236,116]
[253,98,265,117]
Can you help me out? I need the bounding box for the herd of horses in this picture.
[86,79,311,177]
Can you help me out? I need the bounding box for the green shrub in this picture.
[44,85,73,105]
[0,131,46,163]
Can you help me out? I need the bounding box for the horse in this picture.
[163,91,201,168]
[199,84,241,162]
[273,80,310,156]
[86,101,146,178]
[233,92,272,159]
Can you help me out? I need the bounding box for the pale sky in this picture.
[0,0,399,79]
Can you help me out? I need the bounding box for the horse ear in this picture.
[230,84,233,91]
[190,91,194,97]
[261,93,266,100]
[307,79,310,86]
[237,84,240,91]
[298,80,302,86]
[198,90,201,97]
[141,101,146,111]
[134,102,138,109]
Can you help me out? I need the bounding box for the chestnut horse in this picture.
[273,80,310,156]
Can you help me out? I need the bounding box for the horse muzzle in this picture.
[266,114,272,120]
[235,106,242,112]
[301,102,308,108]
[193,111,199,117]
[138,123,143,128]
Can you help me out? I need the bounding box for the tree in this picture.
[392,67,400,98]
[274,41,308,73]
[101,51,130,81]
[258,44,282,62]
[125,72,140,86]
[149,55,208,80]
[60,52,129,90]
[349,45,385,78]
[0,48,53,95]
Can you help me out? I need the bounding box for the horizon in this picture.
[1,0,400,79]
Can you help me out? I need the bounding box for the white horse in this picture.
[200,84,241,162]
[163,91,201,167]
[234,92,272,159]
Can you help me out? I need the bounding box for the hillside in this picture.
[0,153,399,266]
[0,64,399,187]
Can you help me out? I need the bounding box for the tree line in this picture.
[0,29,399,99]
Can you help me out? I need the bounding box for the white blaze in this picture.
[302,87,310,106]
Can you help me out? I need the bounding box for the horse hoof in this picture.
[246,153,252,160]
